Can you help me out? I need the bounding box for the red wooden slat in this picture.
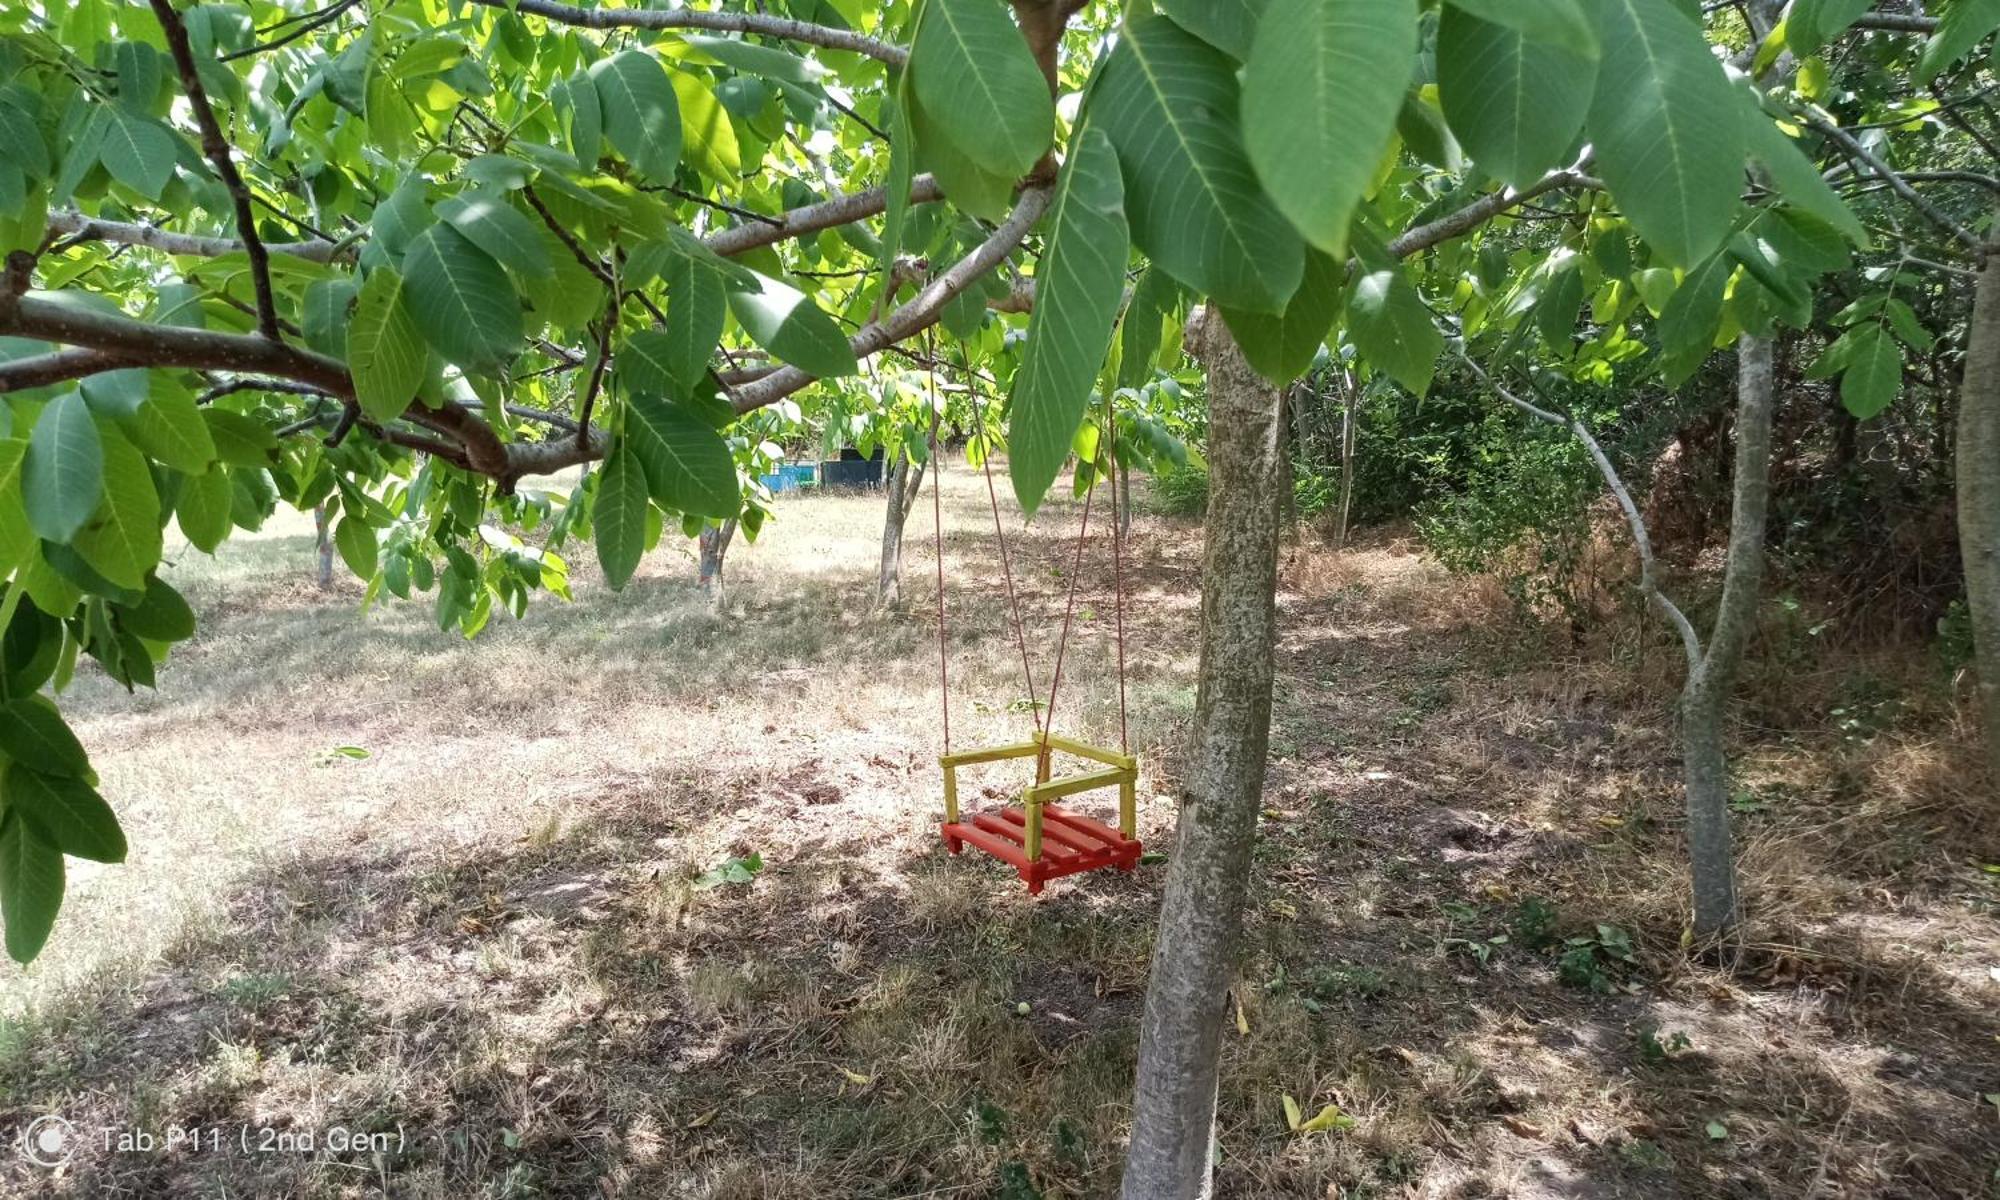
[946,822,1031,871]
[998,807,1102,854]
[1044,805,1133,848]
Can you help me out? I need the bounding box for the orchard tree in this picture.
[0,0,1971,1195]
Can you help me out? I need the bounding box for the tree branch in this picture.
[0,348,137,393]
[149,0,283,341]
[1389,166,1603,260]
[1459,351,1705,671]
[727,184,1054,413]
[1805,110,1986,252]
[465,0,908,67]
[45,211,349,263]
[705,175,944,256]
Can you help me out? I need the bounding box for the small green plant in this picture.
[1509,897,1561,950]
[1557,924,1638,993]
[693,852,764,889]
[1150,462,1210,517]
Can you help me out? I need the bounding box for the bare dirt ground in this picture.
[1,467,1995,1198]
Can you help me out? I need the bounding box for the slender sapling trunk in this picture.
[1957,247,2000,786]
[1121,311,1285,1199]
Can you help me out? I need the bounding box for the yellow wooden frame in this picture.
[940,730,1137,861]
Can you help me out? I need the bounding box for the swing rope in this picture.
[932,357,1134,761]
[928,344,951,756]
[1106,394,1131,754]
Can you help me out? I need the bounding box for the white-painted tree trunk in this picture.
[1121,311,1284,1199]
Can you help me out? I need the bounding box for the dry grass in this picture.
[0,469,1994,1198]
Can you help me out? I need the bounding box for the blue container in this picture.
[759,472,790,493]
[782,463,818,487]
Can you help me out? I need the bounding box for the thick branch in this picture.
[150,0,282,341]
[728,184,1053,413]
[466,0,907,66]
[0,348,137,392]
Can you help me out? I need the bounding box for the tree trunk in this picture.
[1333,371,1358,550]
[697,519,737,607]
[313,503,334,589]
[1121,311,1284,1200]
[876,448,928,610]
[1958,249,2000,787]
[1681,335,1776,939]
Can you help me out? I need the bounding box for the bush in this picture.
[1150,463,1209,517]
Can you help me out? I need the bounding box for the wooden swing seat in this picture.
[939,732,1141,894]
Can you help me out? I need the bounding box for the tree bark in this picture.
[697,519,737,607]
[1958,249,2000,788]
[1333,370,1358,550]
[313,503,334,590]
[1121,310,1284,1200]
[876,449,928,610]
[1680,335,1776,938]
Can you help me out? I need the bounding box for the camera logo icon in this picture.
[21,1116,75,1168]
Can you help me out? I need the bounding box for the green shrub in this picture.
[1150,463,1209,517]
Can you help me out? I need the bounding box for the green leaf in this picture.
[0,813,63,963]
[662,255,729,392]
[558,67,602,168]
[1840,326,1901,418]
[908,0,1054,180]
[1657,252,1734,382]
[435,190,553,283]
[99,111,177,200]
[671,68,743,183]
[79,369,150,418]
[349,266,428,423]
[120,575,196,641]
[1788,0,1874,55]
[1347,264,1442,396]
[909,86,1017,222]
[0,697,89,778]
[1157,0,1268,59]
[1442,0,1598,57]
[877,86,917,305]
[5,763,124,865]
[1008,127,1129,516]
[1536,260,1586,352]
[1919,0,2000,81]
[593,446,649,589]
[22,392,104,543]
[727,275,858,379]
[1242,0,1419,259]
[1094,15,1305,313]
[0,100,50,180]
[333,515,378,580]
[123,389,216,474]
[625,393,739,519]
[684,35,824,83]
[176,467,232,552]
[592,50,682,182]
[1586,0,1744,268]
[1741,104,1867,244]
[202,410,280,468]
[1118,265,1182,390]
[402,224,523,371]
[1438,7,1596,190]
[73,426,162,590]
[372,176,433,258]
[1220,246,1345,384]
[0,441,26,575]
[302,278,354,356]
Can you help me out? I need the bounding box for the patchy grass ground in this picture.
[1,467,1996,1198]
